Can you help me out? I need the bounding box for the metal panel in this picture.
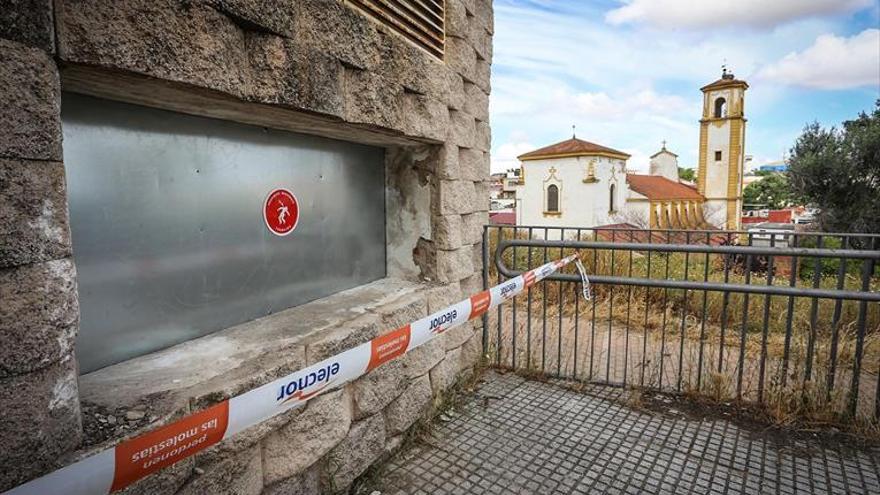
[62,93,386,373]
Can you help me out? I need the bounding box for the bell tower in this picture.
[697,66,748,230]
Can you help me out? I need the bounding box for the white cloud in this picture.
[606,0,872,29]
[757,29,880,89]
[491,140,536,174]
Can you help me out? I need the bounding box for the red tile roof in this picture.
[489,212,516,225]
[518,138,630,161]
[626,174,703,200]
[701,76,749,91]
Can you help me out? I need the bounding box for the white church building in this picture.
[512,69,748,232]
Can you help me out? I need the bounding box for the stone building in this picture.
[0,1,492,493]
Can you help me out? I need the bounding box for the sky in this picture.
[489,0,880,174]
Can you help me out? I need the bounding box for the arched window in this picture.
[547,184,559,212]
[714,97,727,118]
[609,184,616,212]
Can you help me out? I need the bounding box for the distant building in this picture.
[510,69,748,233]
[758,160,788,173]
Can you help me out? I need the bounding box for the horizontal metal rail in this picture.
[485,225,880,423]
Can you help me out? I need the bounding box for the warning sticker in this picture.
[110,401,229,492]
[263,188,299,236]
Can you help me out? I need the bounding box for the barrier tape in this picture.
[4,254,580,495]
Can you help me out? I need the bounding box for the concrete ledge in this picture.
[78,277,429,442]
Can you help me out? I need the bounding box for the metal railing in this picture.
[482,225,880,423]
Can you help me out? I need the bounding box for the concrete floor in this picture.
[374,371,880,495]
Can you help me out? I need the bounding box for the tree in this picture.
[678,167,696,181]
[742,173,792,209]
[787,101,880,233]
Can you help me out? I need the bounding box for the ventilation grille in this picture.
[347,0,445,60]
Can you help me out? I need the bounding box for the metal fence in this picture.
[482,225,880,423]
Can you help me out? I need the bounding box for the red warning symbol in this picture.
[264,189,299,236]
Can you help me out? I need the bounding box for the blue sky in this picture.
[489,0,880,173]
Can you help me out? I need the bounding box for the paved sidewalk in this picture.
[375,371,880,494]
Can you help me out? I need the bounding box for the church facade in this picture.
[512,70,747,233]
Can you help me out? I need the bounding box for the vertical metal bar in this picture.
[757,234,776,402]
[573,229,582,379]
[736,233,754,400]
[623,230,635,386]
[848,253,875,417]
[481,226,489,355]
[607,230,616,383]
[804,236,824,383]
[659,230,671,390]
[641,229,652,388]
[526,227,534,371]
[589,230,599,380]
[542,227,549,373]
[677,231,691,393]
[696,232,710,391]
[496,226,505,366]
[827,236,848,395]
[511,230,518,370]
[718,232,732,374]
[557,228,565,377]
[781,234,798,388]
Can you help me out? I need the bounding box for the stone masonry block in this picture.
[435,247,474,283]
[464,82,490,122]
[429,347,462,397]
[178,446,262,495]
[436,142,460,180]
[352,359,406,420]
[0,39,60,161]
[462,211,488,246]
[0,259,78,376]
[459,331,483,372]
[302,314,379,364]
[402,93,449,142]
[425,282,463,313]
[474,181,490,211]
[342,68,403,130]
[206,0,297,37]
[0,0,54,52]
[449,109,476,148]
[0,356,81,492]
[461,273,484,299]
[475,58,492,92]
[475,119,492,152]
[468,17,493,62]
[433,214,464,250]
[446,0,469,38]
[473,0,495,34]
[262,389,352,485]
[376,290,427,330]
[443,70,466,111]
[262,463,321,495]
[291,0,384,71]
[401,337,445,379]
[442,320,475,351]
[323,413,385,493]
[438,180,477,216]
[446,36,476,83]
[459,147,489,182]
[0,159,72,268]
[383,374,432,436]
[56,0,251,99]
[246,36,344,117]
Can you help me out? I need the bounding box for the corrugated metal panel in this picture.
[347,0,445,59]
[62,93,387,373]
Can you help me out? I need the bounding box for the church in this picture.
[511,69,748,233]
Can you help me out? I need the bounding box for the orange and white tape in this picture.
[4,254,579,495]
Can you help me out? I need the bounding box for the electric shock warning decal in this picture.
[4,254,579,495]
